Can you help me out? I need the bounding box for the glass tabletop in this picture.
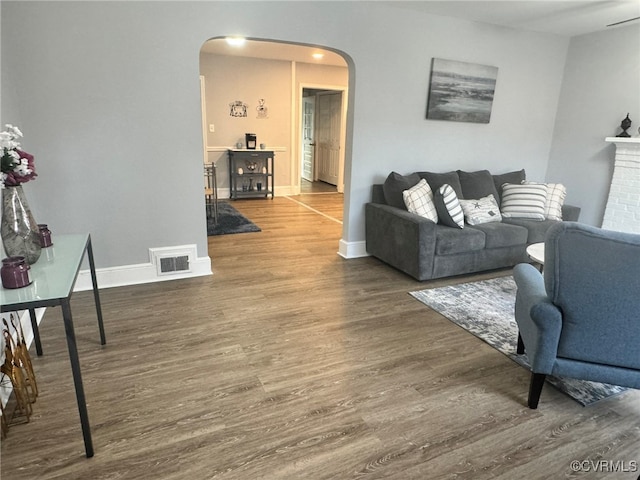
[1,233,89,309]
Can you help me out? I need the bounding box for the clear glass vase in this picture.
[1,185,42,264]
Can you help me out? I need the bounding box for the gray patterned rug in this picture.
[410,276,628,406]
[207,201,261,236]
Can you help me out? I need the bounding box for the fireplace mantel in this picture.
[602,137,640,233]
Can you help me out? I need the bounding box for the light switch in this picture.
[209,124,215,133]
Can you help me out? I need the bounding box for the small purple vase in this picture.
[1,256,32,289]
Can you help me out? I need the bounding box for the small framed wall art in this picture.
[426,58,498,124]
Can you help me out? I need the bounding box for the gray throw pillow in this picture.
[457,170,500,201]
[417,171,463,198]
[382,171,421,209]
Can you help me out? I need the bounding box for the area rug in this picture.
[207,201,261,236]
[410,276,628,406]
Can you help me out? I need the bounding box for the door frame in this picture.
[292,82,348,194]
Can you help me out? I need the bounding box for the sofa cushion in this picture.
[403,179,438,222]
[502,217,561,244]
[417,171,463,198]
[435,224,485,255]
[458,170,500,201]
[459,194,502,225]
[434,184,464,228]
[492,169,526,206]
[500,183,547,220]
[468,222,528,249]
[383,171,421,210]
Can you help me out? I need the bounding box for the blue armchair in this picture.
[513,222,640,408]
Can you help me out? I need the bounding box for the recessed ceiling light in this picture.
[312,53,324,60]
[225,37,246,47]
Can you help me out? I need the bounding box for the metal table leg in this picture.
[61,299,94,458]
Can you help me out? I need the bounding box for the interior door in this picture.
[316,92,342,186]
[301,96,315,182]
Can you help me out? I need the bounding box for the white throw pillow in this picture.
[403,179,438,222]
[500,183,547,220]
[525,181,566,221]
[459,194,502,225]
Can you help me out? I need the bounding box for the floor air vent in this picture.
[159,255,190,274]
[149,245,197,277]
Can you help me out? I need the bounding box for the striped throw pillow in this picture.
[403,179,438,222]
[525,182,566,221]
[500,183,547,220]
[434,183,464,228]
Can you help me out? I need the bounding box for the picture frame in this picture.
[426,58,498,124]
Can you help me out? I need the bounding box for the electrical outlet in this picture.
[209,124,215,133]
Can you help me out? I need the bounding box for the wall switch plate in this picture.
[209,124,215,132]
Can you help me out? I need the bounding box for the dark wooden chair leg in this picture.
[528,373,546,409]
[517,332,525,354]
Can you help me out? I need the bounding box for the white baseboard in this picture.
[338,239,369,259]
[74,252,212,292]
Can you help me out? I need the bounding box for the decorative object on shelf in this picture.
[1,256,31,289]
[245,133,257,149]
[616,113,632,137]
[426,58,498,124]
[1,124,41,264]
[245,161,257,172]
[236,142,243,149]
[256,98,268,119]
[38,224,52,247]
[260,143,266,149]
[229,100,248,117]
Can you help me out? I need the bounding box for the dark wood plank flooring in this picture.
[2,195,639,479]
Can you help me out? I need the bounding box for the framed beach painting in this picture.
[426,58,498,124]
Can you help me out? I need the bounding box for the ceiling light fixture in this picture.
[312,53,324,60]
[225,36,246,47]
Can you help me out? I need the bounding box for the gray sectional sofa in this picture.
[365,169,580,281]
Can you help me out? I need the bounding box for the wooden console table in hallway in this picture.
[0,233,106,458]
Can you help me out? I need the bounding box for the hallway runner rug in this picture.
[207,201,261,236]
[409,276,628,406]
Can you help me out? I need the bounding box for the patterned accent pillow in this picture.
[403,179,438,222]
[434,184,465,228]
[500,183,547,220]
[525,182,566,221]
[459,194,502,225]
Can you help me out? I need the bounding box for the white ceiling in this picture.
[200,1,640,64]
[391,0,640,37]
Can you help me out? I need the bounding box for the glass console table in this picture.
[0,233,106,458]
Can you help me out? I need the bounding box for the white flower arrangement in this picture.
[0,124,37,189]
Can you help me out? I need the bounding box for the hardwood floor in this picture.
[2,196,639,479]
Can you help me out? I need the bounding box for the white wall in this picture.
[1,1,570,278]
[547,24,640,227]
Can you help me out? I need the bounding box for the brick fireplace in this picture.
[602,137,640,233]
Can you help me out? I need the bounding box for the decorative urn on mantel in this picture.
[602,137,640,234]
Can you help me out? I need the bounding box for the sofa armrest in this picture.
[562,204,580,222]
[365,202,437,280]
